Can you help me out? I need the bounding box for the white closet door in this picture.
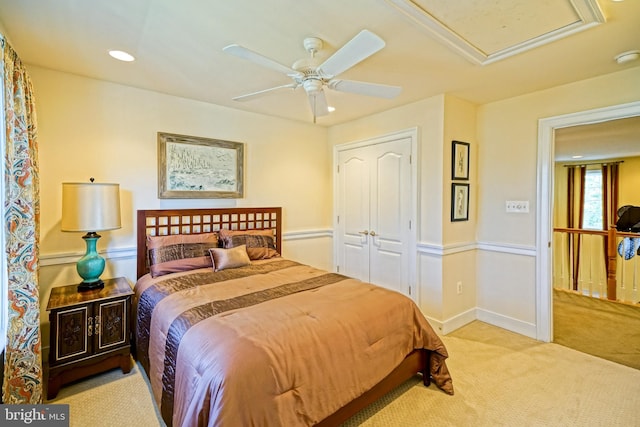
[368,138,412,295]
[336,136,412,297]
[337,150,370,282]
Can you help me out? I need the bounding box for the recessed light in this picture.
[614,50,639,64]
[328,106,336,113]
[572,155,584,159]
[108,50,135,62]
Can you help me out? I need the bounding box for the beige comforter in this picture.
[134,258,453,427]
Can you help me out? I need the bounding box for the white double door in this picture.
[336,135,414,297]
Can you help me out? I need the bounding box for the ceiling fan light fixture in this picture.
[303,79,323,94]
[292,57,319,72]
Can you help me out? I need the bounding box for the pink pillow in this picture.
[218,229,280,260]
[147,232,219,277]
[209,245,252,271]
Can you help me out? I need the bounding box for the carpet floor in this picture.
[48,320,640,426]
[553,288,640,370]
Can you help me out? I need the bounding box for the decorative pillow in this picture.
[209,245,251,271]
[147,232,219,277]
[218,229,280,260]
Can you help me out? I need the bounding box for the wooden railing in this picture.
[553,227,639,302]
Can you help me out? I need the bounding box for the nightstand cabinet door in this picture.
[46,277,134,400]
[96,297,130,351]
[51,304,92,363]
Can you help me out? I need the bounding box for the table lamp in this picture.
[61,179,121,291]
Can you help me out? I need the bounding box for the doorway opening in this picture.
[536,100,640,343]
[550,114,640,369]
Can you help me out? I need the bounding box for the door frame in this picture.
[536,100,640,342]
[333,127,419,300]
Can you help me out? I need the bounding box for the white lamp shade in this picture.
[61,182,122,232]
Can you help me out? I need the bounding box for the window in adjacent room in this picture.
[582,168,603,230]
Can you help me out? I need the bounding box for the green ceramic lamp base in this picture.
[76,232,106,292]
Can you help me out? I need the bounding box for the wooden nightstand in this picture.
[46,277,133,399]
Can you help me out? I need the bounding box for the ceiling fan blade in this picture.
[328,79,402,99]
[317,29,386,78]
[308,89,329,119]
[232,83,298,102]
[223,44,302,77]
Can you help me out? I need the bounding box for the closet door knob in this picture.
[358,230,369,235]
[369,231,377,237]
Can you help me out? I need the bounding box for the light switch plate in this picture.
[506,200,529,213]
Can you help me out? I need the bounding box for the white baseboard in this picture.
[441,308,477,335]
[425,308,476,335]
[426,306,537,339]
[476,308,537,339]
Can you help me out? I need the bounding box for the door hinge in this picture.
[409,220,412,230]
[409,154,412,165]
[409,286,412,295]
[337,165,340,173]
[337,215,340,224]
[337,265,340,273]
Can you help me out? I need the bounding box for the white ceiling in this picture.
[555,116,640,162]
[0,0,638,154]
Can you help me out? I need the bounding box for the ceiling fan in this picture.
[223,29,402,122]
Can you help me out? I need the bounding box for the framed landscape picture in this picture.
[158,132,244,199]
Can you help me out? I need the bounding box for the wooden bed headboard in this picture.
[136,207,282,279]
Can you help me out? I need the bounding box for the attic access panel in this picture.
[386,0,605,64]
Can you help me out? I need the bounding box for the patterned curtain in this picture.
[1,36,42,403]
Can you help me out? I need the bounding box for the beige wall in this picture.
[328,94,479,330]
[476,67,640,335]
[30,66,333,350]
[619,156,640,207]
[443,95,477,244]
[328,67,640,335]
[33,67,331,250]
[441,96,478,326]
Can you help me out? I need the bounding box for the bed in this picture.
[133,207,453,426]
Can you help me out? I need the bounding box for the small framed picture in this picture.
[452,140,470,181]
[451,183,469,222]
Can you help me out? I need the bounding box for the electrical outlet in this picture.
[456,281,463,294]
[506,200,529,213]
